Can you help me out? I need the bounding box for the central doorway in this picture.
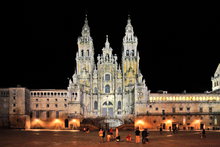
[102,101,114,118]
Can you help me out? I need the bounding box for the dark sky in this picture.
[1,1,220,93]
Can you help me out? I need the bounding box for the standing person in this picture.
[142,128,149,144]
[102,129,106,142]
[135,127,141,143]
[99,128,104,143]
[107,129,111,142]
[109,128,114,140]
[160,127,163,135]
[115,127,119,138]
[169,126,172,132]
[201,129,206,138]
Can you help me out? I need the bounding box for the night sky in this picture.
[1,2,219,93]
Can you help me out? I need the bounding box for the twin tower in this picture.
[67,15,148,122]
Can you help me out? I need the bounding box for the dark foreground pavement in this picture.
[0,129,220,147]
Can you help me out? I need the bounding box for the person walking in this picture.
[142,128,149,144]
[135,127,141,143]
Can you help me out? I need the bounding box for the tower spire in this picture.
[127,14,131,24]
[105,35,110,48]
[81,14,90,37]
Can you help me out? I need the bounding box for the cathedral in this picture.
[67,16,148,121]
[0,16,220,130]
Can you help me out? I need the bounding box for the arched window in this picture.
[94,101,98,110]
[81,50,84,56]
[105,74,110,81]
[126,50,129,56]
[105,85,110,93]
[118,101,121,109]
[103,101,113,106]
[131,50,134,56]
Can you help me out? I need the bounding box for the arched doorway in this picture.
[102,101,113,117]
[65,119,69,128]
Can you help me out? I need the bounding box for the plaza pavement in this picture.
[0,129,220,147]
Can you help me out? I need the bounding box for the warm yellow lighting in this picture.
[54,119,61,123]
[195,120,200,124]
[72,119,77,122]
[166,120,172,123]
[136,120,144,125]
[35,119,40,122]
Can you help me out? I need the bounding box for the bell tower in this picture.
[122,16,140,86]
[76,15,95,75]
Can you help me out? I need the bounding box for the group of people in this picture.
[134,128,149,144]
[99,128,117,143]
[98,127,149,144]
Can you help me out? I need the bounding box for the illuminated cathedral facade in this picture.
[67,16,148,120]
[0,16,220,130]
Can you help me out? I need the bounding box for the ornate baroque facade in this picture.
[67,16,148,121]
[0,16,220,130]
